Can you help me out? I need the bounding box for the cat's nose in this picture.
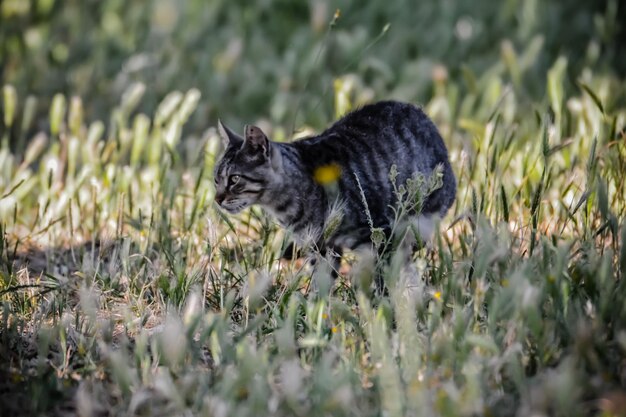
[215,194,225,205]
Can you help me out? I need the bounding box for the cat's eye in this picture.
[229,175,241,185]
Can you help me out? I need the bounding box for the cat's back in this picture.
[295,101,447,160]
[291,100,456,217]
[327,100,423,135]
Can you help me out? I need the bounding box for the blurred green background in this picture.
[1,0,623,136]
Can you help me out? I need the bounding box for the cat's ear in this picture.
[217,120,244,149]
[244,125,270,157]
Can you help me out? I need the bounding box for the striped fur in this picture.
[214,101,456,254]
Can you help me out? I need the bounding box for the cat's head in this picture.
[213,121,282,213]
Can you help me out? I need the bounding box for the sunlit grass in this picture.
[1,54,625,416]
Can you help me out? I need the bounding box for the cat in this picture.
[213,100,456,273]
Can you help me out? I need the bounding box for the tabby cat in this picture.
[214,101,456,262]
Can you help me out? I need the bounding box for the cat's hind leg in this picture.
[399,213,439,251]
[374,214,439,294]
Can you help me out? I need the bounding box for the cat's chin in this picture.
[221,205,246,214]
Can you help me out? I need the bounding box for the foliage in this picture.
[1,1,626,416]
[0,0,623,132]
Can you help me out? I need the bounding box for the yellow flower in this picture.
[433,291,442,301]
[331,326,338,334]
[322,313,328,320]
[313,163,342,185]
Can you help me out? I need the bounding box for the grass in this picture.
[1,48,626,416]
